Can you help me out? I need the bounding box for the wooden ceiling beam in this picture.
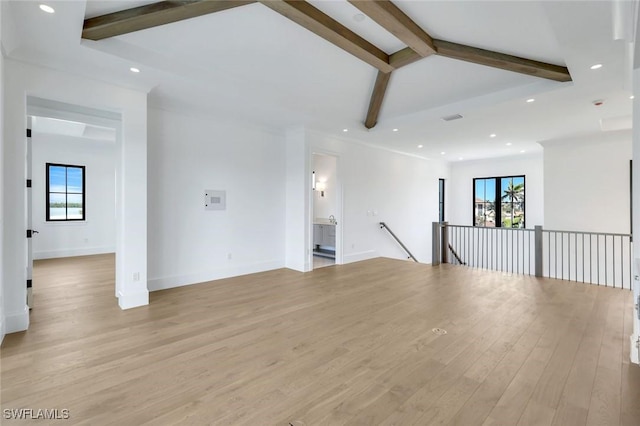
[258,0,392,73]
[349,0,435,57]
[389,47,422,69]
[82,1,255,40]
[433,39,572,82]
[365,71,392,129]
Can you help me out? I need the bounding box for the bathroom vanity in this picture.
[313,220,336,259]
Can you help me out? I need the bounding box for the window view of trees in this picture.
[474,175,524,228]
[501,177,525,228]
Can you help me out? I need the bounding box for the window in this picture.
[473,175,524,228]
[46,163,85,221]
[439,178,445,222]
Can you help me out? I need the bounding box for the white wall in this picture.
[308,132,449,264]
[449,153,544,227]
[31,132,116,259]
[542,130,631,234]
[0,2,5,344]
[147,107,286,290]
[313,154,337,220]
[3,59,148,332]
[631,67,640,364]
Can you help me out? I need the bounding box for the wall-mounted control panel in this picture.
[205,190,226,211]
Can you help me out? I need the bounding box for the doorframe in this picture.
[26,97,122,303]
[309,150,343,270]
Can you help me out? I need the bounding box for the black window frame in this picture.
[46,163,86,222]
[473,175,525,228]
[439,178,445,222]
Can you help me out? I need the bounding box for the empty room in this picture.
[1,1,639,425]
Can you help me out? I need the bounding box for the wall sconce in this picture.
[316,181,326,197]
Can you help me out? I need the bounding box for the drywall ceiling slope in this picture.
[3,1,633,161]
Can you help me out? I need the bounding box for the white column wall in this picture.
[285,127,311,272]
[3,59,148,332]
[631,67,640,364]
[0,1,5,343]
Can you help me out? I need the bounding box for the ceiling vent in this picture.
[441,114,463,122]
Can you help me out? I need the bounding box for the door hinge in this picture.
[26,129,31,138]
[27,279,32,288]
[27,229,32,238]
[26,179,32,188]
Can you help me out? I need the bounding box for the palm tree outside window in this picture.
[473,175,525,228]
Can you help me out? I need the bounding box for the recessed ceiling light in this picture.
[130,67,140,73]
[520,150,526,153]
[353,13,365,22]
[458,157,464,161]
[590,63,603,70]
[506,142,512,146]
[392,128,399,132]
[526,98,535,103]
[489,133,497,138]
[630,95,635,100]
[39,4,55,13]
[417,144,423,148]
[342,128,348,132]
[440,151,446,155]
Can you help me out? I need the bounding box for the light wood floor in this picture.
[1,254,639,425]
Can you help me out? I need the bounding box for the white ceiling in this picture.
[2,0,636,161]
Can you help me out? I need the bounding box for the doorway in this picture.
[311,153,340,269]
[26,97,119,309]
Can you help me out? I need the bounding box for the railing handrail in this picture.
[448,243,465,265]
[380,222,418,262]
[443,223,631,238]
[543,229,632,238]
[435,222,633,290]
[445,224,534,232]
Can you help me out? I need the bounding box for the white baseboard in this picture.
[117,289,149,310]
[5,306,29,333]
[631,335,639,365]
[343,250,378,264]
[148,260,285,292]
[34,246,115,260]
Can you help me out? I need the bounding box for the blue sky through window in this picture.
[48,166,66,193]
[49,166,83,193]
[67,167,83,193]
[475,179,496,202]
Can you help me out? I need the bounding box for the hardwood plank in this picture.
[551,289,612,425]
[258,0,393,73]
[433,39,572,82]
[82,1,255,40]
[1,256,638,425]
[586,290,626,426]
[348,0,435,57]
[365,70,392,129]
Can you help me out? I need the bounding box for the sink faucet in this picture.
[329,215,336,224]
